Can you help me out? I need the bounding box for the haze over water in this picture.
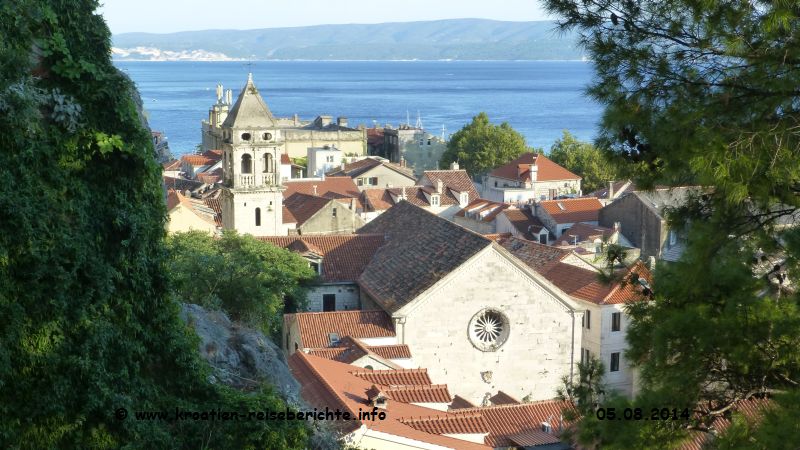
[115,60,601,156]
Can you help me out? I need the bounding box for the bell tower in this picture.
[220,73,287,235]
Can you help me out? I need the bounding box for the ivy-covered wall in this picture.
[0,1,309,448]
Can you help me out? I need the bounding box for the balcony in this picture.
[238,174,255,188]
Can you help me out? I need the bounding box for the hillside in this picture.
[112,19,584,61]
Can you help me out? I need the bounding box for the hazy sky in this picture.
[99,0,551,34]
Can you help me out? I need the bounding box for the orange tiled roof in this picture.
[258,234,385,283]
[282,193,332,226]
[351,368,432,386]
[400,413,488,435]
[453,400,575,447]
[203,197,223,227]
[181,154,216,167]
[284,177,360,201]
[286,310,395,349]
[287,352,489,449]
[489,391,520,405]
[202,149,223,159]
[500,208,546,239]
[561,222,614,243]
[328,157,415,179]
[370,344,412,359]
[308,340,412,362]
[421,169,480,202]
[385,384,452,403]
[498,236,572,273]
[450,395,477,410]
[280,153,291,165]
[538,197,603,224]
[361,188,395,212]
[162,159,181,171]
[489,153,580,182]
[681,396,774,450]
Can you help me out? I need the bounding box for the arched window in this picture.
[241,154,252,174]
[255,207,261,226]
[263,153,274,173]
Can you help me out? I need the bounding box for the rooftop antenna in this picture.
[415,110,423,130]
[243,56,256,79]
[441,124,447,140]
[406,110,410,127]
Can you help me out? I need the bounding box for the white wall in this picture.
[397,246,582,405]
[305,284,360,312]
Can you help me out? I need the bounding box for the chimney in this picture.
[613,221,621,233]
[401,186,407,200]
[608,181,615,200]
[530,164,538,183]
[400,157,406,168]
[436,179,443,194]
[337,117,348,127]
[367,385,389,410]
[340,162,346,170]
[320,115,332,127]
[450,161,459,170]
[293,113,299,126]
[350,198,355,210]
[313,185,318,196]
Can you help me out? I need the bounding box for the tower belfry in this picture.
[219,73,287,235]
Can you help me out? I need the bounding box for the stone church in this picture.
[201,77,367,158]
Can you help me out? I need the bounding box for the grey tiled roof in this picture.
[356,201,491,313]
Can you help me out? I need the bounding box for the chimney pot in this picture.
[450,161,459,170]
[313,185,318,196]
[608,181,615,200]
[436,179,443,194]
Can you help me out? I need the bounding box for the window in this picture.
[427,139,431,145]
[610,352,620,372]
[263,153,273,173]
[612,312,621,332]
[584,310,591,329]
[262,132,272,140]
[332,207,337,217]
[241,132,251,141]
[539,233,547,245]
[323,294,336,312]
[241,154,252,174]
[582,348,591,364]
[255,207,261,226]
[328,332,340,345]
[369,177,378,186]
[326,155,334,163]
[468,308,510,351]
[430,194,440,206]
[494,181,498,187]
[357,178,364,186]
[364,365,374,370]
[309,261,320,274]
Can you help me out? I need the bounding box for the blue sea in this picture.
[114,60,601,156]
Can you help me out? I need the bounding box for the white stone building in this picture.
[482,153,582,204]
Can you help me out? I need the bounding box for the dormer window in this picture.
[328,333,340,346]
[430,194,440,206]
[241,132,251,141]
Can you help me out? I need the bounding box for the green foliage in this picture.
[440,112,531,178]
[548,130,622,193]
[166,231,315,336]
[544,0,800,446]
[0,2,308,448]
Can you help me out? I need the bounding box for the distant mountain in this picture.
[111,19,584,61]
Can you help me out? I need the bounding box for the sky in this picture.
[98,0,551,34]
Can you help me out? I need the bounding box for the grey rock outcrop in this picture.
[179,303,301,406]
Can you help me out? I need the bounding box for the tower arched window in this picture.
[255,207,261,226]
[264,153,274,173]
[241,154,252,174]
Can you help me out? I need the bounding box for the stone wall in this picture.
[599,195,665,259]
[305,284,360,312]
[295,201,365,235]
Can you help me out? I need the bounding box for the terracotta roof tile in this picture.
[284,177,360,200]
[498,237,571,273]
[561,222,614,244]
[282,192,332,226]
[351,368,432,386]
[453,400,575,447]
[681,396,774,450]
[386,384,452,403]
[328,157,415,179]
[181,154,216,167]
[489,153,580,182]
[420,170,480,202]
[507,430,562,446]
[489,391,520,406]
[288,353,489,449]
[538,197,603,224]
[369,344,412,359]
[589,180,635,200]
[280,153,291,165]
[357,202,492,313]
[400,413,488,435]
[450,395,477,410]
[162,159,181,171]
[258,235,385,282]
[163,176,204,193]
[500,208,546,239]
[286,310,395,349]
[202,197,223,227]
[201,149,223,160]
[281,205,297,224]
[361,188,395,212]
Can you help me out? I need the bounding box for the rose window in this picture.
[468,309,510,351]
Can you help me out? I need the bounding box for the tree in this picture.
[0,2,308,447]
[440,112,530,178]
[543,0,800,447]
[166,231,315,337]
[548,130,621,193]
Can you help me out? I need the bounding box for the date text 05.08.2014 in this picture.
[596,407,691,421]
